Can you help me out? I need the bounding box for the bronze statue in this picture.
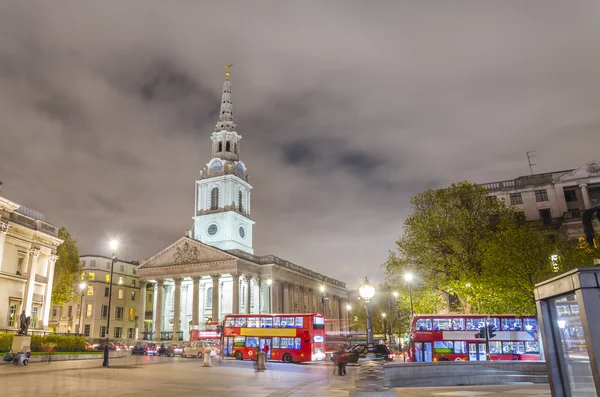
[18,311,30,336]
[582,208,600,248]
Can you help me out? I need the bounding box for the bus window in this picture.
[295,338,301,349]
[466,318,485,331]
[272,337,280,348]
[501,318,522,331]
[488,341,502,354]
[281,317,294,328]
[246,337,259,347]
[433,341,453,354]
[525,342,540,354]
[273,317,281,328]
[487,318,500,330]
[502,342,525,354]
[416,318,432,330]
[452,318,465,330]
[523,318,537,331]
[433,319,452,330]
[247,317,259,328]
[295,317,304,328]
[313,316,325,330]
[235,317,247,327]
[261,318,273,328]
[453,341,467,354]
[233,336,245,347]
[281,338,294,349]
[225,317,235,327]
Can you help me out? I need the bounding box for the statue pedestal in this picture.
[12,335,31,352]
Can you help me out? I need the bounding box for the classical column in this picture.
[154,279,164,341]
[211,274,220,322]
[192,277,200,330]
[41,254,58,329]
[0,222,11,273]
[138,281,147,339]
[232,273,240,314]
[244,276,251,314]
[299,286,305,313]
[580,183,592,209]
[282,283,291,313]
[271,280,281,313]
[173,278,182,341]
[256,277,262,314]
[307,289,314,313]
[24,248,40,317]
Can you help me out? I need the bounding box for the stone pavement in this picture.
[0,355,552,397]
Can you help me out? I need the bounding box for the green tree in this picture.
[383,181,598,315]
[51,227,81,306]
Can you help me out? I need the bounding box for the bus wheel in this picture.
[282,353,292,363]
[512,356,519,361]
[235,351,243,360]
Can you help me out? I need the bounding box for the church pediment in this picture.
[554,161,600,183]
[138,237,237,269]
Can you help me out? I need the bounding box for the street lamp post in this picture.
[78,282,86,335]
[103,239,118,368]
[359,277,375,345]
[346,304,351,345]
[404,273,414,318]
[382,313,387,342]
[392,291,399,349]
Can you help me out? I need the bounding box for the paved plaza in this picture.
[0,357,552,397]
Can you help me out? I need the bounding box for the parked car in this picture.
[93,341,115,351]
[145,343,158,356]
[131,342,147,355]
[333,344,395,363]
[182,341,218,358]
[172,344,184,356]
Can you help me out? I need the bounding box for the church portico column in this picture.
[192,277,200,331]
[137,281,147,339]
[42,254,58,328]
[173,278,182,341]
[154,279,164,341]
[232,273,240,314]
[244,275,251,314]
[24,248,40,317]
[0,222,12,273]
[580,183,592,209]
[282,283,291,313]
[211,274,220,322]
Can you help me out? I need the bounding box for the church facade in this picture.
[137,68,348,341]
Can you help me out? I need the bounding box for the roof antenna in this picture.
[526,151,537,175]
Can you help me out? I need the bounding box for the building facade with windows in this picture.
[0,196,63,333]
[49,255,142,340]
[136,68,349,342]
[482,160,600,239]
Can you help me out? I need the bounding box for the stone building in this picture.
[49,255,142,339]
[483,160,600,240]
[0,196,62,333]
[137,68,348,342]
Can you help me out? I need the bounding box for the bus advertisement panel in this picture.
[408,314,541,362]
[222,313,326,363]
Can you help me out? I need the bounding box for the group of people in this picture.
[332,346,348,376]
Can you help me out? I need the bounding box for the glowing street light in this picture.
[404,272,414,318]
[78,282,86,335]
[103,239,119,367]
[359,277,376,344]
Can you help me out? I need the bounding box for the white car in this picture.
[182,341,218,358]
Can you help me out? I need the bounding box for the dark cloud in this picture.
[1,0,600,289]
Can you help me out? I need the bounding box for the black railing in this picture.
[142,331,154,340]
[159,331,183,341]
[563,210,582,220]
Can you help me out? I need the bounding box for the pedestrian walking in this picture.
[263,343,269,357]
[337,346,347,376]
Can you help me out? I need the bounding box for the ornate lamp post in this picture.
[359,277,375,345]
[78,282,86,335]
[103,239,118,368]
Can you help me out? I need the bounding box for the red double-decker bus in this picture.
[408,314,541,362]
[222,313,326,363]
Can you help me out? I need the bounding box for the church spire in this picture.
[215,63,237,132]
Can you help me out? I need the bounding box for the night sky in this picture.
[1,1,600,289]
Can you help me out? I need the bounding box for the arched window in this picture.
[234,144,238,154]
[238,191,243,212]
[210,187,219,210]
[206,287,212,308]
[218,142,222,152]
[226,141,231,152]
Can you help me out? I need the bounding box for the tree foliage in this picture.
[51,227,81,306]
[383,182,599,315]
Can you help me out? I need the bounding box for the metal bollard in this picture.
[203,350,212,367]
[256,351,266,371]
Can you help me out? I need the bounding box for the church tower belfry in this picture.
[193,65,254,254]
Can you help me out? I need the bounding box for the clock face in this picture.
[207,223,218,236]
[236,163,245,176]
[211,160,223,173]
[239,226,245,238]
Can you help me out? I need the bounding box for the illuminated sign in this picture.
[313,336,324,343]
[240,328,297,337]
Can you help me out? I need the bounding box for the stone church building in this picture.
[137,68,348,341]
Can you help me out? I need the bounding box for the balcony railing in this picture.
[563,210,582,221]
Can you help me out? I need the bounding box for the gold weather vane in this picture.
[225,63,233,80]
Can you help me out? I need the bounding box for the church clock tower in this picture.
[192,65,254,254]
